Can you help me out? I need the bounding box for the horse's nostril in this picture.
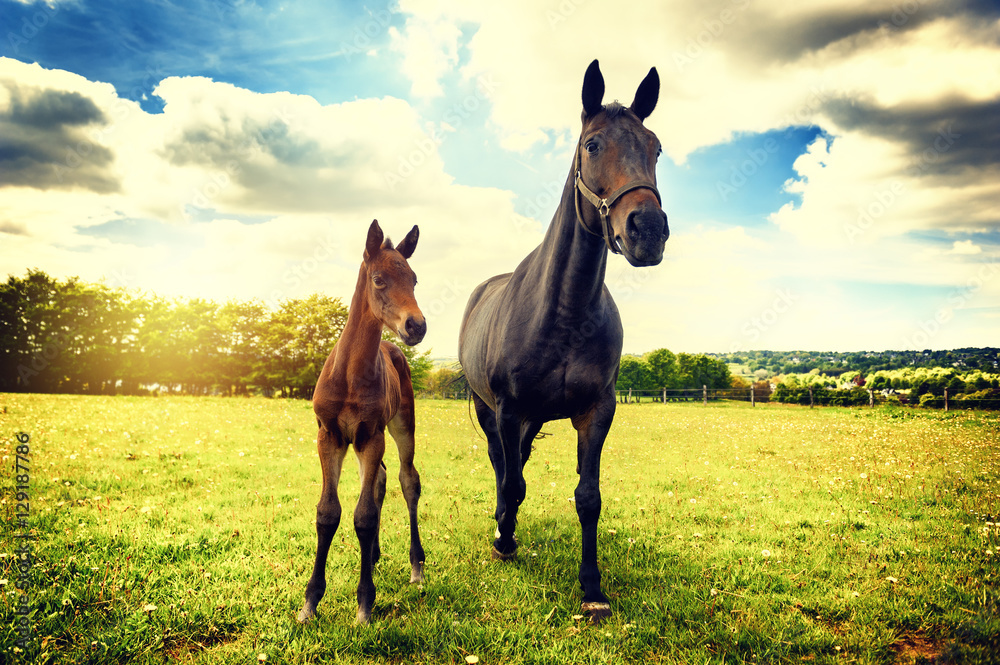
[405,317,426,340]
[626,210,640,239]
[626,208,667,240]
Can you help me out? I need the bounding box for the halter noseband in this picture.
[573,140,661,255]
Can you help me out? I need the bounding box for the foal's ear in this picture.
[581,59,604,118]
[396,225,419,259]
[630,67,659,121]
[364,219,383,261]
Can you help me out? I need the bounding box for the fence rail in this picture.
[421,386,1000,410]
[614,385,1000,410]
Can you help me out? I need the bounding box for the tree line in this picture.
[615,349,732,392]
[771,367,1000,408]
[717,348,999,377]
[0,270,431,398]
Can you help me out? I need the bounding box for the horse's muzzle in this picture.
[399,315,427,346]
[619,207,668,266]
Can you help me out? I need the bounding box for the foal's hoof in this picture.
[356,607,372,625]
[581,601,612,624]
[410,562,425,584]
[491,546,517,561]
[296,605,317,624]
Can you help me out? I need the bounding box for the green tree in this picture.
[616,356,653,391]
[644,348,678,388]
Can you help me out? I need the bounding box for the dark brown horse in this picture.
[298,219,426,625]
[458,60,668,622]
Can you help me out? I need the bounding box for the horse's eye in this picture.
[656,147,662,158]
[372,274,386,289]
[585,141,599,154]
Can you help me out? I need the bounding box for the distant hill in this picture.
[711,348,999,378]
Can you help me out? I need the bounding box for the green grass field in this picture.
[1,394,998,664]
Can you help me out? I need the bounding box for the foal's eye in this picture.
[585,141,599,154]
[372,275,386,289]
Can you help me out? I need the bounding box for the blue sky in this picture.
[1,0,998,356]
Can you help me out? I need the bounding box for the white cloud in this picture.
[0,57,541,356]
[948,240,983,255]
[3,0,1000,357]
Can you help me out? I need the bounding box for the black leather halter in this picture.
[573,140,661,255]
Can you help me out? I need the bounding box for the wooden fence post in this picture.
[662,387,666,404]
[809,387,814,408]
[750,386,755,407]
[868,389,874,408]
[627,387,632,404]
[703,385,707,406]
[944,388,949,412]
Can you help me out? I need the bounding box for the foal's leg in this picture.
[571,395,616,623]
[298,426,349,623]
[353,429,387,624]
[367,461,387,566]
[387,407,426,584]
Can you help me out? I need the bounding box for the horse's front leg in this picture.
[354,427,387,624]
[298,426,348,623]
[472,394,511,555]
[387,404,425,584]
[571,395,616,623]
[491,403,542,559]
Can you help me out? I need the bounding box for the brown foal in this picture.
[297,219,426,624]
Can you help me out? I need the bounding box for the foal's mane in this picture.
[603,101,627,119]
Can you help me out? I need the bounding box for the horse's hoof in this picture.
[492,546,517,561]
[356,607,372,624]
[581,601,612,624]
[297,606,316,624]
[410,562,425,584]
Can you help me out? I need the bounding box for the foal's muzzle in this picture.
[398,315,427,346]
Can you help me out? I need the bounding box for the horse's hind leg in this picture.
[356,460,386,565]
[298,426,348,623]
[473,394,511,556]
[364,461,387,566]
[388,405,425,584]
[353,430,387,624]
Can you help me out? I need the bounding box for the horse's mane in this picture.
[604,101,627,119]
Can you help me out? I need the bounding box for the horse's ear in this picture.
[396,225,419,259]
[581,59,604,118]
[630,67,659,121]
[364,219,383,261]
